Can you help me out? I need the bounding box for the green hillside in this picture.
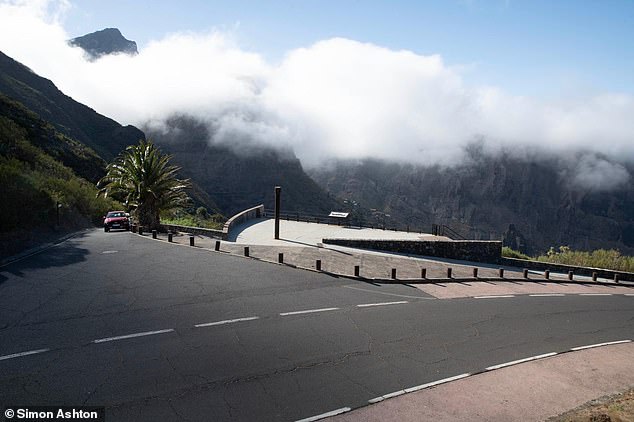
[0,94,120,256]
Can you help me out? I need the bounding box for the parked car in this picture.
[103,211,130,232]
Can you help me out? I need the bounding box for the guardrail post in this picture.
[316,259,321,271]
[278,253,284,263]
[447,267,452,278]
[568,271,573,281]
[499,268,504,278]
[168,232,173,242]
[354,265,360,277]
[244,246,250,257]
[544,270,550,280]
[421,268,427,279]
[523,269,529,279]
[189,235,194,246]
[391,268,397,279]
[152,230,157,239]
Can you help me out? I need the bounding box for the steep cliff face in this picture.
[0,51,145,160]
[310,155,634,255]
[145,116,341,216]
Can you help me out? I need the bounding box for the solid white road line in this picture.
[404,373,472,393]
[295,407,352,422]
[571,340,632,351]
[343,285,435,300]
[368,373,472,404]
[485,352,558,371]
[94,329,174,343]
[474,295,514,299]
[195,316,259,328]
[0,348,50,361]
[529,294,565,297]
[280,308,340,316]
[579,293,613,296]
[356,301,409,308]
[625,294,634,296]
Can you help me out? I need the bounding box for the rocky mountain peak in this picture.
[69,28,138,59]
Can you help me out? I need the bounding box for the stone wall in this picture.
[322,238,502,264]
[160,224,223,239]
[222,204,264,240]
[501,257,634,282]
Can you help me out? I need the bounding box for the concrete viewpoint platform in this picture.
[229,218,449,246]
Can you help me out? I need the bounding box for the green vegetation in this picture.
[0,112,118,232]
[161,207,224,230]
[536,246,634,273]
[503,245,634,273]
[98,140,190,230]
[501,246,530,260]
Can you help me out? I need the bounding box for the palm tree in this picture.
[98,140,190,230]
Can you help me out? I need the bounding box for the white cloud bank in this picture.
[0,0,632,189]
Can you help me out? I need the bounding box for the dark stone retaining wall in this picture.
[501,257,634,282]
[160,224,223,238]
[322,238,502,264]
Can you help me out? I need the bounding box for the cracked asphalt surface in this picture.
[0,230,633,421]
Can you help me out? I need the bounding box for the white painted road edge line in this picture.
[473,295,514,299]
[485,352,558,371]
[94,329,174,343]
[571,339,632,351]
[529,294,566,297]
[295,407,352,422]
[195,316,259,328]
[368,373,471,404]
[0,348,50,361]
[356,301,409,308]
[579,293,613,296]
[280,308,340,316]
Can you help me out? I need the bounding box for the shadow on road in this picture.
[0,232,90,285]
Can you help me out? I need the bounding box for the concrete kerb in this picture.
[130,230,634,289]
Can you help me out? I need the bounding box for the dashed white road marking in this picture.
[280,308,340,316]
[474,295,514,299]
[0,348,50,361]
[101,250,118,254]
[579,293,613,296]
[295,407,352,422]
[485,352,558,371]
[195,316,259,328]
[357,301,409,308]
[571,340,632,351]
[94,329,174,343]
[343,285,435,300]
[623,294,634,296]
[529,294,565,297]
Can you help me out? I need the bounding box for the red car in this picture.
[103,211,130,232]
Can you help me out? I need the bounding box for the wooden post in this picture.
[274,186,281,240]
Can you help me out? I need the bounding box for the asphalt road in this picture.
[0,230,633,421]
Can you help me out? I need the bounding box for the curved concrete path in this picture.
[328,342,634,422]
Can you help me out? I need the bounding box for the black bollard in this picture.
[523,269,529,279]
[152,230,157,239]
[278,253,284,263]
[544,270,550,280]
[316,260,322,271]
[189,235,194,246]
[473,268,478,278]
[215,240,220,251]
[421,268,427,279]
[568,271,574,281]
[447,267,452,278]
[499,268,504,278]
[391,268,397,279]
[244,246,250,257]
[354,265,360,277]
[168,232,173,242]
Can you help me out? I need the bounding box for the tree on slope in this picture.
[98,140,190,230]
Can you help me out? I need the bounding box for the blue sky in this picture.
[64,0,634,97]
